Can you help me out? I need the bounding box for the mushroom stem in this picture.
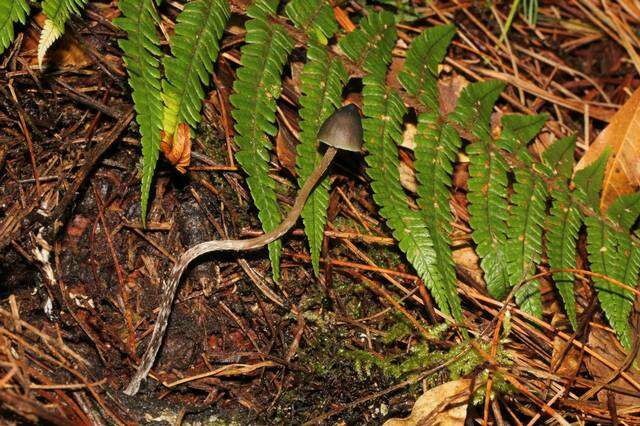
[124,146,338,395]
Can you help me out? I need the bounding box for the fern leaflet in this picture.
[115,0,164,223]
[162,0,229,135]
[398,24,455,109]
[285,0,337,43]
[543,136,580,329]
[585,216,633,348]
[296,41,347,276]
[498,114,548,317]
[451,81,510,299]
[230,0,294,280]
[350,12,463,323]
[338,10,396,75]
[577,152,639,349]
[400,25,462,325]
[413,112,462,321]
[0,0,29,55]
[42,0,87,32]
[40,0,88,65]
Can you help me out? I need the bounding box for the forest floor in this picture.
[1,0,640,424]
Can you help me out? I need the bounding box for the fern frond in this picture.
[451,81,510,299]
[540,135,576,180]
[506,169,548,317]
[495,113,548,316]
[398,24,455,109]
[547,191,582,328]
[364,80,459,320]
[573,148,610,211]
[40,0,88,66]
[585,191,640,350]
[230,0,294,280]
[161,0,229,135]
[585,215,633,348]
[338,10,396,76]
[42,0,87,31]
[399,24,460,319]
[357,14,463,323]
[543,136,580,328]
[115,0,164,223]
[296,41,347,276]
[413,112,462,318]
[496,113,547,154]
[0,0,29,55]
[450,80,504,142]
[37,19,62,67]
[285,0,337,43]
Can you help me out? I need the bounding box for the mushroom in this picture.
[125,104,363,395]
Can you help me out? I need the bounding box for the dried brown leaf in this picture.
[383,379,471,426]
[575,87,640,211]
[161,123,191,174]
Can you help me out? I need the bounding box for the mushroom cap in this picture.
[317,104,363,152]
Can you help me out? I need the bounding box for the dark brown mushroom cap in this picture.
[317,104,363,152]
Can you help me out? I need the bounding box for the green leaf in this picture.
[162,0,230,135]
[0,0,29,55]
[573,148,610,211]
[42,0,87,33]
[452,81,510,299]
[414,112,462,322]
[359,17,464,324]
[540,135,576,181]
[338,10,396,77]
[450,80,504,142]
[495,113,547,154]
[296,41,347,276]
[115,0,163,224]
[547,190,582,329]
[586,215,634,349]
[285,0,337,43]
[230,0,294,280]
[506,169,547,317]
[398,24,455,109]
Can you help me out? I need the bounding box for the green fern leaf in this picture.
[608,195,640,345]
[338,10,396,76]
[398,24,455,108]
[296,41,347,276]
[506,169,548,317]
[285,0,337,43]
[540,135,576,180]
[544,136,580,329]
[115,0,163,224]
[451,81,511,299]
[364,81,460,320]
[162,0,229,135]
[450,80,504,142]
[414,112,462,317]
[230,0,294,280]
[573,148,610,210]
[0,0,29,55]
[357,15,463,323]
[496,114,548,316]
[42,0,87,32]
[585,215,633,348]
[399,25,461,321]
[496,113,547,154]
[547,191,582,329]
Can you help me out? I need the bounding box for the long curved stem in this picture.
[124,146,337,395]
